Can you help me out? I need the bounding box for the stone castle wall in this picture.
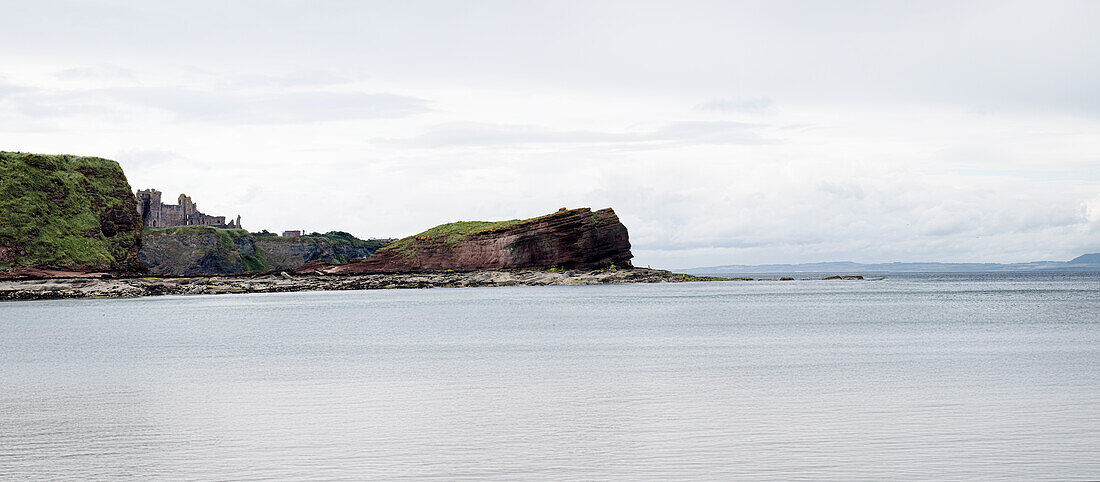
[135,189,241,229]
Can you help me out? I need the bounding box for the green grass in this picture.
[144,226,250,252]
[240,244,270,272]
[0,152,142,269]
[378,209,590,259]
[383,219,524,258]
[255,230,389,248]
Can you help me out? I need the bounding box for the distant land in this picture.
[681,253,1100,275]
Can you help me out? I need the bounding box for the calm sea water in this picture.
[1,272,1098,480]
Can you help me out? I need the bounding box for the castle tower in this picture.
[178,194,195,217]
[135,189,163,227]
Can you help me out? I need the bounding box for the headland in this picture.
[1,151,728,299]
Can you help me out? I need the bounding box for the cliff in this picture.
[140,226,387,275]
[0,152,145,278]
[300,207,633,274]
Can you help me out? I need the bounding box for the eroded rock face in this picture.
[302,207,633,274]
[140,227,386,275]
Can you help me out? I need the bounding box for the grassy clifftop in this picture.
[383,219,522,257]
[255,230,390,247]
[301,207,633,274]
[0,152,144,271]
[378,209,597,258]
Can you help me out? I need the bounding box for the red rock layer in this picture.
[300,207,633,274]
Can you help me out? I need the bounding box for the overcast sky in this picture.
[2,0,1098,268]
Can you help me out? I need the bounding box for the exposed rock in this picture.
[138,226,251,275]
[254,234,384,270]
[0,268,727,300]
[140,227,387,275]
[303,207,633,274]
[0,152,145,278]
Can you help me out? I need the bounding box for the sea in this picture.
[1,272,1097,480]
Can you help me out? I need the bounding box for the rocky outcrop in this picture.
[300,207,633,274]
[139,226,254,275]
[140,227,386,275]
[254,236,383,270]
[0,152,145,278]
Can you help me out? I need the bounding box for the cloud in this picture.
[5,86,431,124]
[236,184,264,205]
[387,120,774,148]
[584,174,1093,263]
[54,65,136,81]
[0,78,28,99]
[12,92,123,118]
[112,88,431,123]
[1082,193,1100,225]
[114,148,184,169]
[816,180,866,200]
[4,2,1100,116]
[221,71,363,89]
[654,121,773,144]
[696,97,776,113]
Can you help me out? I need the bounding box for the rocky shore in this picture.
[0,268,733,301]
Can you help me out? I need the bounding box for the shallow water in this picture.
[1,273,1098,480]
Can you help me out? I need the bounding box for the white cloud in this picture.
[696,97,776,114]
[1085,194,1100,224]
[114,148,183,169]
[6,85,431,124]
[54,65,136,81]
[386,121,772,148]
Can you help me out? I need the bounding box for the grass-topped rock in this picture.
[385,219,522,258]
[0,152,144,275]
[299,207,633,274]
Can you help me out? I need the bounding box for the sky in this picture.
[1,0,1098,269]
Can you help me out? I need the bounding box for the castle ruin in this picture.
[135,189,242,229]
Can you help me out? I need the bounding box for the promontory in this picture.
[1,151,720,299]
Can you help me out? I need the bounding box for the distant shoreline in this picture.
[680,255,1100,274]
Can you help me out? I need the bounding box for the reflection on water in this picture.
[1,273,1098,480]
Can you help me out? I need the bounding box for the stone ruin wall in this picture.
[135,189,241,229]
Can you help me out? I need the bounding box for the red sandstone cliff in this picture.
[298,207,633,274]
